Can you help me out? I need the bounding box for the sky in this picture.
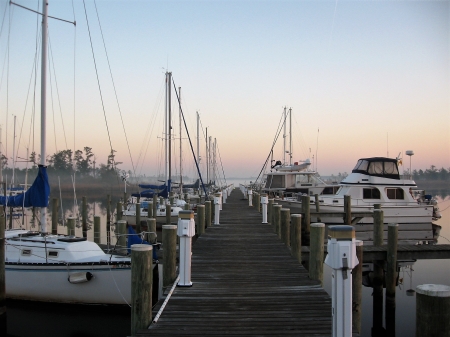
[1,0,449,181]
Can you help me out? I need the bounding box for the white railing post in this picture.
[324,225,359,337]
[177,210,195,287]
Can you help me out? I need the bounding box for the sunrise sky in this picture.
[1,0,449,181]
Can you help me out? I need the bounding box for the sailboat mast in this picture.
[167,72,172,193]
[283,106,286,165]
[179,87,182,193]
[289,107,292,166]
[196,111,200,189]
[40,0,48,233]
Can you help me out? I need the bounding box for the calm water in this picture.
[5,184,450,336]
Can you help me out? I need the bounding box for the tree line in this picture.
[1,147,126,184]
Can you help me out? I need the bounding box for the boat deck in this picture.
[137,188,332,336]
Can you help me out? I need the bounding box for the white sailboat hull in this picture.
[6,263,131,304]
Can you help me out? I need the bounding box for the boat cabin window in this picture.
[322,186,340,195]
[48,251,59,257]
[21,249,32,256]
[363,188,380,199]
[353,160,369,172]
[386,188,404,200]
[265,175,284,189]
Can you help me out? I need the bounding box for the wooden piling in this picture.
[256,193,261,212]
[273,205,282,235]
[94,215,101,244]
[416,284,450,337]
[314,194,321,222]
[290,214,302,263]
[385,223,398,335]
[205,201,211,229]
[372,209,384,334]
[344,195,351,225]
[52,198,58,235]
[0,208,6,334]
[309,223,325,285]
[197,205,205,236]
[136,203,141,233]
[67,217,76,236]
[153,195,158,220]
[162,224,177,288]
[352,240,363,335]
[166,204,171,225]
[148,202,153,218]
[131,244,153,336]
[117,201,123,221]
[117,220,127,251]
[301,195,310,245]
[373,209,384,246]
[82,196,87,238]
[280,208,290,244]
[268,199,274,225]
[146,218,157,244]
[184,203,190,211]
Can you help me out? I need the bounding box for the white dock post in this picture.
[214,193,221,225]
[177,210,195,287]
[219,191,223,210]
[261,193,268,224]
[324,225,359,337]
[248,188,253,206]
[222,189,227,204]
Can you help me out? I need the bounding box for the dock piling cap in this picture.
[328,225,355,240]
[178,210,194,219]
[416,284,450,297]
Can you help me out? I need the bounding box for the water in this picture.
[5,188,450,336]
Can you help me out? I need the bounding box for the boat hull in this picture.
[6,263,132,305]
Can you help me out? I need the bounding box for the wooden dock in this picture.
[137,188,332,336]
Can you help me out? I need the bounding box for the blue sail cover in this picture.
[131,186,168,199]
[138,182,166,189]
[0,166,50,208]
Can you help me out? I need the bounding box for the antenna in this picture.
[316,128,319,172]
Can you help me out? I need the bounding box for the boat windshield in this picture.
[352,158,400,179]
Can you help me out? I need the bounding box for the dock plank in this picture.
[137,189,332,336]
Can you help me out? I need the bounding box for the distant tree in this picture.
[0,154,7,169]
[29,152,38,168]
[48,149,73,173]
[74,147,95,177]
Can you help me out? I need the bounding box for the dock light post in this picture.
[324,225,359,337]
[218,191,223,210]
[261,193,268,224]
[248,188,253,206]
[222,189,227,204]
[177,211,195,287]
[214,193,221,225]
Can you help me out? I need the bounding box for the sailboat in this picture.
[2,0,154,305]
[123,72,185,224]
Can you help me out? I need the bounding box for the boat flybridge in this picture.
[263,159,339,197]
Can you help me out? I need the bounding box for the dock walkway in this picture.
[138,188,332,336]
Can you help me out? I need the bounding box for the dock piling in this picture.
[416,284,450,337]
[290,214,302,263]
[309,223,325,284]
[131,244,153,336]
[94,215,101,244]
[162,225,177,288]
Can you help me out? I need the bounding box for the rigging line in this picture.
[0,1,8,39]
[49,35,69,149]
[255,110,286,184]
[171,77,208,197]
[9,1,76,26]
[82,0,114,163]
[48,45,58,153]
[16,25,41,163]
[72,0,76,169]
[215,142,227,186]
[93,0,136,178]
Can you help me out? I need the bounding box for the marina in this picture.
[0,1,449,336]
